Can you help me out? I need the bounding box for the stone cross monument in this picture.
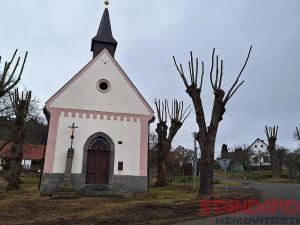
[52,123,78,198]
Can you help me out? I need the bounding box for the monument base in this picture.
[51,148,78,199]
[51,189,78,199]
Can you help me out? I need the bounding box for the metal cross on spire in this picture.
[104,0,109,8]
[68,123,78,149]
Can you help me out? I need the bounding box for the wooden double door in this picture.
[86,136,111,184]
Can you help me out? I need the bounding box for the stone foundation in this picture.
[112,175,148,196]
[40,173,147,196]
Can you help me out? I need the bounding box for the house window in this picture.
[118,162,123,171]
[97,79,110,93]
[255,145,257,148]
[261,145,263,148]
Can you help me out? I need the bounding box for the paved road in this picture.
[176,181,300,225]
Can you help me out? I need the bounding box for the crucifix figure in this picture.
[68,123,78,149]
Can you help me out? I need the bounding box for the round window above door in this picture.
[97,79,111,93]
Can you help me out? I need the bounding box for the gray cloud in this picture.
[1,0,300,155]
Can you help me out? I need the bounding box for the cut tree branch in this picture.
[224,46,252,105]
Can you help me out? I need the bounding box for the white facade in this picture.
[40,5,154,195]
[49,52,151,116]
[52,112,142,176]
[41,49,153,194]
[249,138,271,166]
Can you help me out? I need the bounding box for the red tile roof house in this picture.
[0,141,45,171]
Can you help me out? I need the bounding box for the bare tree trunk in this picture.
[270,151,281,178]
[173,47,252,196]
[8,144,23,190]
[199,142,214,195]
[154,100,190,187]
[8,158,22,190]
[265,126,281,178]
[156,156,168,187]
[8,123,24,190]
[154,119,169,187]
[6,89,31,191]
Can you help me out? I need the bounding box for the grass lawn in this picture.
[0,175,260,225]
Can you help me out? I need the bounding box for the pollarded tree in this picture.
[154,99,190,187]
[0,87,42,125]
[0,50,28,98]
[173,47,252,196]
[264,126,281,178]
[7,88,31,190]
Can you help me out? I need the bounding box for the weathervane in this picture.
[104,0,109,8]
[68,123,78,149]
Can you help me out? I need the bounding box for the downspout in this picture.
[38,106,51,191]
[147,116,155,192]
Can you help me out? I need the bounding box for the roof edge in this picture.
[104,49,154,116]
[46,49,154,116]
[46,50,107,107]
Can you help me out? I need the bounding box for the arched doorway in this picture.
[86,136,111,184]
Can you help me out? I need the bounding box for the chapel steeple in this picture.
[91,1,118,58]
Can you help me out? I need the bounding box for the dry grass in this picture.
[0,176,260,225]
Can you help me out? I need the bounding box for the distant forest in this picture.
[0,118,48,145]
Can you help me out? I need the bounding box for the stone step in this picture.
[81,184,121,197]
[81,190,121,197]
[51,190,78,199]
[82,184,113,192]
[0,177,8,193]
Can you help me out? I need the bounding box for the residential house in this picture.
[248,138,270,166]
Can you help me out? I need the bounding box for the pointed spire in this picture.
[91,1,118,58]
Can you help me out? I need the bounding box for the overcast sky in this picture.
[1,0,300,156]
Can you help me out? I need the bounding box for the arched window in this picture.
[88,136,110,152]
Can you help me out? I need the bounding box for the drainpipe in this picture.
[38,106,50,191]
[147,116,155,192]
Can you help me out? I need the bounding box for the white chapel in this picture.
[40,2,154,196]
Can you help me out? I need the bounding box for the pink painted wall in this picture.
[43,109,60,173]
[43,107,153,176]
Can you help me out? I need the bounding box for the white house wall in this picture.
[250,139,268,154]
[49,51,151,116]
[249,139,270,166]
[52,112,141,176]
